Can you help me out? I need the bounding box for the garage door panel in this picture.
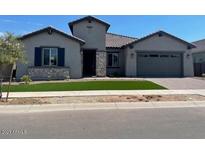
[137,52,182,77]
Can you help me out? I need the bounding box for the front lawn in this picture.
[2,81,166,92]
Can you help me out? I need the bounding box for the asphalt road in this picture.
[1,107,205,139]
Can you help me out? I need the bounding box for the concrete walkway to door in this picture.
[147,78,205,90]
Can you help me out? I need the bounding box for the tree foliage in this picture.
[0,32,25,64]
[0,32,26,101]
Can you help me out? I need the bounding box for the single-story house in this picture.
[16,16,196,80]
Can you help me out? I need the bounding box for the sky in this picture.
[0,15,205,42]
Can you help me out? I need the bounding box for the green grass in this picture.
[2,81,166,92]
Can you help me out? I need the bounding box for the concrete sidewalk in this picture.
[0,101,205,113]
[2,89,205,98]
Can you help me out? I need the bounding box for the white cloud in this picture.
[0,19,44,27]
[0,19,17,23]
[25,21,43,26]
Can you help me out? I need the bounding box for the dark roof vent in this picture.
[48,28,53,35]
[158,33,163,37]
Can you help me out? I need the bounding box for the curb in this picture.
[0,101,205,113]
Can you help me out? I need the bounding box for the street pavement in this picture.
[1,107,205,139]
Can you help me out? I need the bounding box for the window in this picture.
[149,54,159,57]
[107,52,119,67]
[138,54,148,57]
[160,54,169,58]
[42,48,58,66]
[171,54,179,58]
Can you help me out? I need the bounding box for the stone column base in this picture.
[96,51,106,77]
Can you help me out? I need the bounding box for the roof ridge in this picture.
[122,30,195,48]
[122,30,162,44]
[19,26,85,44]
[192,38,205,44]
[107,32,137,40]
[69,15,110,34]
[70,15,109,25]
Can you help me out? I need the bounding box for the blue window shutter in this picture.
[34,47,42,66]
[58,48,65,66]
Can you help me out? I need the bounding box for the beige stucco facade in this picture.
[16,31,82,80]
[72,19,107,77]
[72,20,106,51]
[193,52,205,63]
[15,16,197,80]
[124,34,194,77]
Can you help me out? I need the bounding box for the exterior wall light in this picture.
[130,53,134,58]
[186,53,190,58]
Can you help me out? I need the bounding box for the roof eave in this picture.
[68,16,110,34]
[122,31,196,49]
[19,26,85,45]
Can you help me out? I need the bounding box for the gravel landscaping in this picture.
[0,98,49,105]
[1,94,205,105]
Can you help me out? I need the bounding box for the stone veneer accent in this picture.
[96,51,106,77]
[28,67,70,80]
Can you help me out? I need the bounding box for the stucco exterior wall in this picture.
[72,19,107,77]
[16,31,82,79]
[193,52,205,63]
[72,20,106,51]
[125,34,194,77]
[106,49,125,76]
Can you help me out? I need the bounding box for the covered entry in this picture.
[83,50,96,77]
[137,52,183,77]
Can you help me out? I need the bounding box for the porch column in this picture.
[96,51,106,77]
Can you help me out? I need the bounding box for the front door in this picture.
[83,50,96,77]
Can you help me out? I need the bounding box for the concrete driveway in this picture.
[147,78,205,90]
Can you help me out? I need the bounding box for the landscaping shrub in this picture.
[20,75,32,84]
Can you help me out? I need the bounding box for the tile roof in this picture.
[106,33,137,48]
[192,39,205,53]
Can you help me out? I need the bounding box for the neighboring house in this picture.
[192,39,205,76]
[16,16,196,80]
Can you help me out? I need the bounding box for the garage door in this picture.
[137,52,182,77]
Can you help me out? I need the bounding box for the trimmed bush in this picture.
[20,75,32,84]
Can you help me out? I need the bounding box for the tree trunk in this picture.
[0,78,2,101]
[6,64,14,102]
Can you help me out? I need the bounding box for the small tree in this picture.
[0,32,25,101]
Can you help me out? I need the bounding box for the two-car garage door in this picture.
[137,52,183,77]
